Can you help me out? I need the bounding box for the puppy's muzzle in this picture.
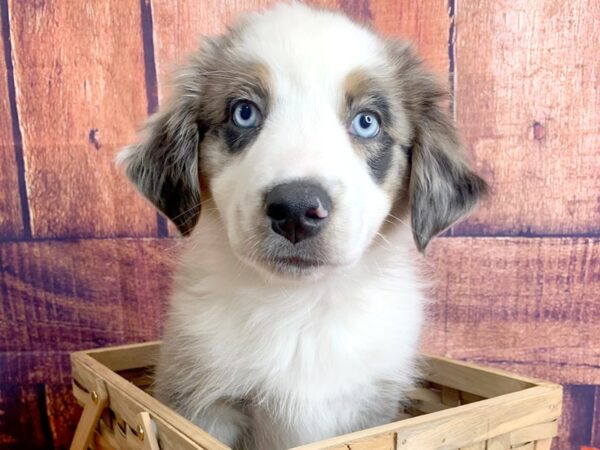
[265,181,332,244]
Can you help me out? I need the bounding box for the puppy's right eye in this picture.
[232,101,261,128]
[350,112,380,139]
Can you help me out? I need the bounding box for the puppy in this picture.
[119,3,487,449]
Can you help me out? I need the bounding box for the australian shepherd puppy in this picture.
[119,3,487,449]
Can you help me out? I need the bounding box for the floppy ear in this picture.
[390,42,488,251]
[409,108,488,251]
[117,72,205,236]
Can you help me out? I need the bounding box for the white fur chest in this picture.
[152,221,426,449]
[160,226,424,437]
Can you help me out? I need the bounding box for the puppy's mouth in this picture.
[272,256,324,269]
[235,230,342,279]
[258,253,333,279]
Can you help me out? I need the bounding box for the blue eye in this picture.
[350,112,380,138]
[232,101,261,128]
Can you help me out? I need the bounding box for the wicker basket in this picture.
[70,342,562,450]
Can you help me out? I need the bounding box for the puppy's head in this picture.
[119,3,487,279]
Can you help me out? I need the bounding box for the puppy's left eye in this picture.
[350,112,380,139]
[232,101,261,128]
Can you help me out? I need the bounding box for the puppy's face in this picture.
[201,10,411,278]
[120,4,487,279]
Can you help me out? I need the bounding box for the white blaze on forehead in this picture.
[235,3,384,92]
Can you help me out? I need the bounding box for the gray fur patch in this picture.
[119,33,272,235]
[384,41,488,250]
[366,131,395,184]
[118,93,204,235]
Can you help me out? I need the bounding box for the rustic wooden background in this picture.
[0,1,598,449]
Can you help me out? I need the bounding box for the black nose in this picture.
[265,181,332,244]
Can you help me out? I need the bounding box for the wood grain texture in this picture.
[453,1,600,235]
[7,0,158,238]
[0,351,71,385]
[370,0,450,76]
[423,237,600,385]
[0,384,80,450]
[45,385,81,450]
[553,385,596,450]
[0,384,50,450]
[0,3,24,239]
[0,239,174,354]
[593,386,600,449]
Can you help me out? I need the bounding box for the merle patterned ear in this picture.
[409,115,488,251]
[388,41,488,251]
[116,36,223,235]
[118,89,204,236]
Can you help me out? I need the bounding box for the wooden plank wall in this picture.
[0,1,598,449]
